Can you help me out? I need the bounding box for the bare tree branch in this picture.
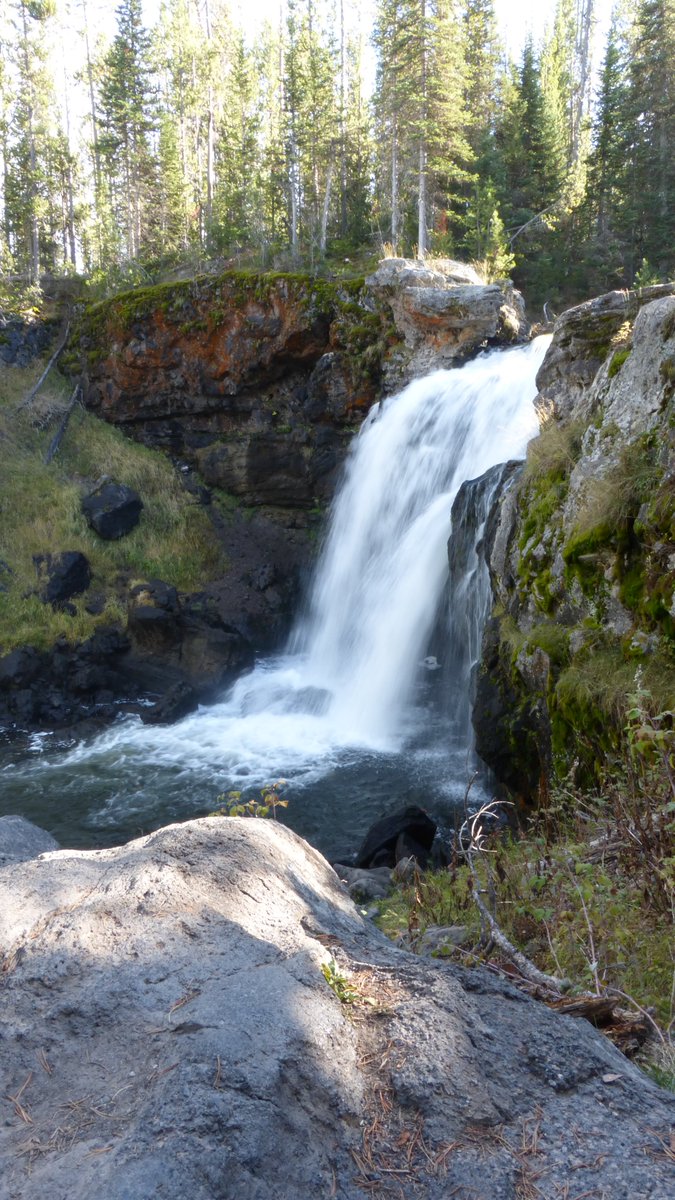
[44,383,81,464]
[458,803,571,993]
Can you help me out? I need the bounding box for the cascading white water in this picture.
[290,339,548,743]
[0,336,550,852]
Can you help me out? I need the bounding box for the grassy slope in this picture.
[0,355,226,654]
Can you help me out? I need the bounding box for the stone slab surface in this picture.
[0,817,672,1199]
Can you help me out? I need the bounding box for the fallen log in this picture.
[44,382,81,464]
[16,320,71,412]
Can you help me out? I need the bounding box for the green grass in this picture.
[0,355,226,654]
[378,787,674,1041]
[378,696,675,1083]
[378,834,674,1024]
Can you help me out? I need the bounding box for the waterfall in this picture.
[286,337,549,744]
[1,336,550,853]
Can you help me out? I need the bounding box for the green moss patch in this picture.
[608,345,632,377]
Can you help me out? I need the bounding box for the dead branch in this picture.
[16,321,71,412]
[44,382,81,464]
[458,804,571,993]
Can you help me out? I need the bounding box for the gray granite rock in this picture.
[0,815,59,866]
[0,818,672,1200]
[366,257,528,380]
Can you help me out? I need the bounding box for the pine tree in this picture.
[372,0,421,251]
[97,0,158,263]
[284,0,338,260]
[214,30,264,250]
[254,15,287,259]
[627,0,675,278]
[340,24,373,250]
[5,0,61,283]
[582,4,635,285]
[373,0,472,257]
[154,0,210,256]
[463,0,500,157]
[425,0,473,254]
[0,22,12,269]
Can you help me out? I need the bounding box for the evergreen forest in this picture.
[1,0,673,310]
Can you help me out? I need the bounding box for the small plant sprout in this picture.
[211,781,289,820]
[321,959,360,1005]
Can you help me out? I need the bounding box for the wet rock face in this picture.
[472,285,675,800]
[0,627,131,730]
[0,817,672,1200]
[125,582,254,710]
[0,583,254,732]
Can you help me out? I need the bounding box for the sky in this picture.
[219,0,615,56]
[494,0,614,53]
[131,0,615,55]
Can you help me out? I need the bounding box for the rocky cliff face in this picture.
[75,262,528,508]
[75,273,384,511]
[0,261,533,735]
[1,816,672,1199]
[473,284,675,799]
[365,257,528,386]
[58,263,528,713]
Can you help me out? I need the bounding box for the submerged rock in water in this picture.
[282,685,331,715]
[354,805,438,869]
[0,818,672,1199]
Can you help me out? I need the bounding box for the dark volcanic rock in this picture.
[198,432,313,506]
[355,805,438,869]
[0,627,131,732]
[82,480,143,539]
[0,316,54,366]
[473,618,551,802]
[34,551,91,607]
[140,680,199,725]
[0,646,43,690]
[126,581,254,709]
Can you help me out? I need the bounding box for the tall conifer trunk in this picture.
[417,0,427,257]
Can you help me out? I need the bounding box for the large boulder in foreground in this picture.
[1,818,672,1200]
